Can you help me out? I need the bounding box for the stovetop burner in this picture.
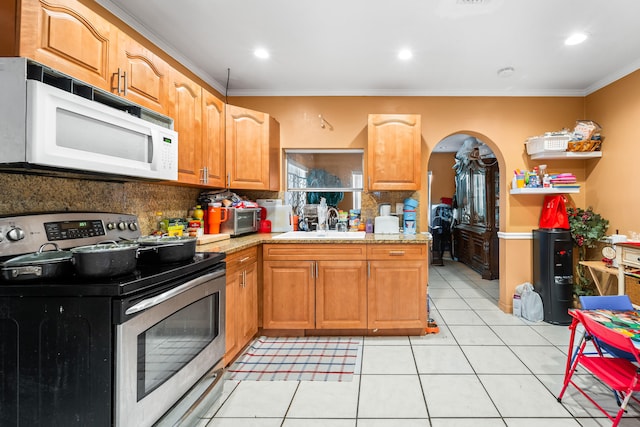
[0,212,225,297]
[0,252,225,297]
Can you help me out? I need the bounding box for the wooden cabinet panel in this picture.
[19,0,173,115]
[263,244,366,261]
[238,260,258,345]
[116,34,168,113]
[226,105,280,190]
[225,247,258,365]
[316,261,367,329]
[368,260,427,329]
[367,114,421,191]
[263,260,315,329]
[202,89,226,188]
[170,70,203,185]
[224,268,240,365]
[20,0,114,89]
[263,243,428,332]
[367,244,427,260]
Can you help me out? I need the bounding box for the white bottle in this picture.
[543,174,551,188]
[317,197,328,234]
[512,175,518,190]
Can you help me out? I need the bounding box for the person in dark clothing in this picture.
[431,202,452,265]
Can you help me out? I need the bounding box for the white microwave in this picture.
[0,58,178,181]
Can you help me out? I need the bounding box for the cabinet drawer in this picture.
[621,246,640,269]
[226,247,258,273]
[263,244,366,261]
[367,244,427,260]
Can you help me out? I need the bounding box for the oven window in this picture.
[137,293,219,400]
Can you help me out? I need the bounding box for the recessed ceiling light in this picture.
[565,33,588,46]
[497,66,515,78]
[398,49,413,60]
[254,48,270,59]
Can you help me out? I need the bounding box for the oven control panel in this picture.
[0,212,141,258]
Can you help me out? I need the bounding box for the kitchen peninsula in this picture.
[198,232,431,364]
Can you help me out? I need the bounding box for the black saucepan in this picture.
[1,243,72,281]
[136,235,197,263]
[71,241,140,278]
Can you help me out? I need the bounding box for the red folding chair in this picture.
[558,310,640,426]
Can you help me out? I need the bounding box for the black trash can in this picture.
[532,228,573,325]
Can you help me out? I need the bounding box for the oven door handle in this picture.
[125,269,225,315]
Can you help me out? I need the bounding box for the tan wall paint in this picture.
[428,152,456,205]
[585,70,640,235]
[229,95,588,311]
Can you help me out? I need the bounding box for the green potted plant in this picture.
[567,206,609,295]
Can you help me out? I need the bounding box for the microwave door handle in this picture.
[124,269,224,315]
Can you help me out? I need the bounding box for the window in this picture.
[284,149,364,215]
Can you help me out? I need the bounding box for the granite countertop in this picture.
[197,232,432,255]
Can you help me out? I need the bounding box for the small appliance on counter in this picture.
[374,216,400,234]
[257,199,293,232]
[219,207,261,236]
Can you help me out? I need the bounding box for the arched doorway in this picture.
[428,132,501,280]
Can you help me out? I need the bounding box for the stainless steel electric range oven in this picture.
[0,212,226,427]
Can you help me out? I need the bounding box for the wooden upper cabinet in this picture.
[367,114,422,191]
[18,0,170,114]
[226,105,280,191]
[202,89,226,188]
[19,0,115,89]
[115,34,169,114]
[169,70,203,185]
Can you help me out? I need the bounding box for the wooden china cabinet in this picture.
[452,158,499,280]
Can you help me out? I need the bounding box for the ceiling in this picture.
[96,0,640,98]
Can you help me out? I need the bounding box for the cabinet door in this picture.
[224,268,240,365]
[202,89,226,188]
[368,260,427,329]
[116,34,168,114]
[367,114,421,191]
[19,0,115,90]
[316,260,367,329]
[226,105,279,190]
[238,260,259,345]
[170,70,202,184]
[263,260,314,329]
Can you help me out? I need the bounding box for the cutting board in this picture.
[269,205,294,232]
[197,233,231,245]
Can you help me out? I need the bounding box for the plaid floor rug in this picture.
[227,336,363,381]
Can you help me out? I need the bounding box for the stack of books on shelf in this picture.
[550,173,579,190]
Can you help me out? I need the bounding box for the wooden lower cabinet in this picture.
[316,261,367,329]
[262,243,427,333]
[367,245,428,330]
[224,247,258,365]
[262,260,315,329]
[262,259,367,330]
[262,244,367,330]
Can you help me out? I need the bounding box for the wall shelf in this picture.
[510,187,579,195]
[529,151,602,160]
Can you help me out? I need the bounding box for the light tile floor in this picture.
[197,259,640,426]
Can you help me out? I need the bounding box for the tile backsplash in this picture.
[1,173,425,235]
[0,173,200,235]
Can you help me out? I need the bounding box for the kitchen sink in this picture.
[272,231,367,239]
